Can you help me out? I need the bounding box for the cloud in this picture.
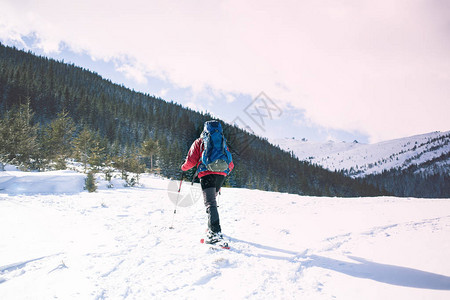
[157,88,169,98]
[116,63,148,85]
[225,94,236,103]
[185,101,206,114]
[0,0,449,142]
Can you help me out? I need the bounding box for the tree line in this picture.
[363,154,450,198]
[0,42,384,196]
[0,101,160,186]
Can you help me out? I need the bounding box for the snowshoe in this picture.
[205,230,223,244]
[200,230,229,249]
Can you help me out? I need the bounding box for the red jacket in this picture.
[181,138,234,178]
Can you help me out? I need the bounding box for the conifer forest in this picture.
[1,43,446,197]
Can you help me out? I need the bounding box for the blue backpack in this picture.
[199,120,233,174]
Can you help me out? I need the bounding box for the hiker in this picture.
[181,120,234,244]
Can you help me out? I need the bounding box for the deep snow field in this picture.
[1,168,450,299]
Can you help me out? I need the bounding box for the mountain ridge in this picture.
[0,42,382,197]
[273,130,450,178]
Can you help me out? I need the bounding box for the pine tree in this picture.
[127,150,146,186]
[73,127,105,173]
[0,100,39,170]
[85,171,97,192]
[112,147,131,182]
[42,110,76,169]
[140,138,159,171]
[88,137,107,171]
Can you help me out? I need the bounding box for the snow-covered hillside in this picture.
[273,131,450,177]
[1,169,450,299]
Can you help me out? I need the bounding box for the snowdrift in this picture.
[0,170,85,195]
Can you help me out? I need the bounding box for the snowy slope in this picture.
[273,131,450,177]
[1,170,450,299]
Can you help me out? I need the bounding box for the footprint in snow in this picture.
[193,270,221,285]
[213,258,234,268]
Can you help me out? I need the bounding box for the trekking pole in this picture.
[169,172,184,229]
[191,168,199,186]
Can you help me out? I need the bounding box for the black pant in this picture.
[200,174,225,192]
[200,174,225,233]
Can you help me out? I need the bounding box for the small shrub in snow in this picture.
[85,172,97,192]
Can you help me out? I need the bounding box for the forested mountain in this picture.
[274,132,449,198]
[274,131,449,177]
[0,43,383,196]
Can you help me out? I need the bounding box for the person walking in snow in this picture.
[181,120,234,245]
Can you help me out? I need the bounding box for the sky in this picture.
[1,0,449,143]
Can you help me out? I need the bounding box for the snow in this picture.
[273,131,450,177]
[1,169,450,299]
[0,170,85,194]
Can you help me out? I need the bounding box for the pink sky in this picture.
[1,0,449,142]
